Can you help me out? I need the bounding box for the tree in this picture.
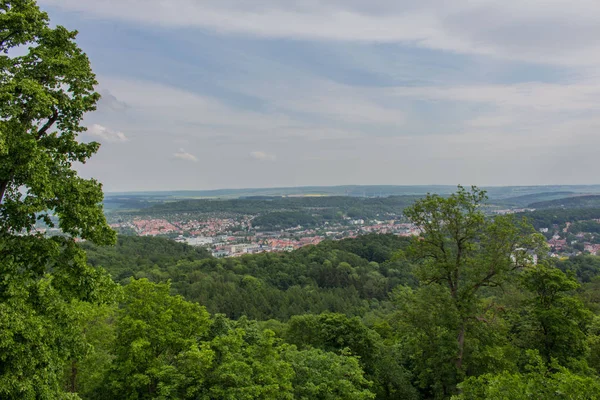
[283,347,375,400]
[0,1,115,397]
[105,279,212,399]
[285,313,379,371]
[62,301,119,398]
[402,186,544,393]
[0,0,112,242]
[454,350,600,400]
[285,313,418,399]
[513,265,592,368]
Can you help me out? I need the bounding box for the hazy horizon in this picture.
[104,183,600,197]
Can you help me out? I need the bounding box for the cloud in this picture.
[40,0,600,66]
[391,82,600,112]
[250,151,276,161]
[98,89,130,112]
[97,77,295,133]
[174,149,198,162]
[87,124,129,142]
[94,77,366,142]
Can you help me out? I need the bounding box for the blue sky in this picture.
[38,0,600,191]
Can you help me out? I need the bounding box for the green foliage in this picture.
[0,235,118,399]
[519,208,600,230]
[84,235,413,320]
[69,190,600,400]
[105,279,212,398]
[0,0,114,245]
[529,195,600,210]
[402,186,544,395]
[285,313,417,399]
[79,279,376,400]
[82,235,211,281]
[455,351,600,400]
[492,191,575,207]
[252,211,320,230]
[0,2,117,397]
[63,301,118,397]
[0,275,83,399]
[390,285,462,398]
[511,265,592,368]
[327,233,411,263]
[283,347,375,400]
[129,195,421,226]
[556,255,600,283]
[145,195,419,215]
[569,220,600,234]
[197,329,294,400]
[285,313,379,368]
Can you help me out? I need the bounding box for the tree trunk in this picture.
[456,323,466,371]
[0,180,7,204]
[68,359,77,393]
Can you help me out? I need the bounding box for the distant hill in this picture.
[491,191,575,207]
[104,185,600,212]
[139,195,423,219]
[105,185,600,202]
[517,208,600,230]
[105,185,459,199]
[529,195,600,209]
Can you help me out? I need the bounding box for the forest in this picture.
[517,208,600,230]
[529,195,600,210]
[4,1,600,399]
[134,195,423,220]
[10,180,600,399]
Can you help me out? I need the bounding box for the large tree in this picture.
[402,186,545,395]
[0,1,115,398]
[0,0,112,242]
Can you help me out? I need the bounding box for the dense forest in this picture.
[251,211,325,230]
[75,193,600,399]
[518,208,600,230]
[134,195,422,220]
[529,195,600,210]
[490,191,575,207]
[83,234,415,320]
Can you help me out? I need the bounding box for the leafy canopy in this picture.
[0,0,113,244]
[0,1,115,398]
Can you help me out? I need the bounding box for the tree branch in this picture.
[0,31,18,49]
[0,110,58,204]
[0,179,8,204]
[36,109,59,139]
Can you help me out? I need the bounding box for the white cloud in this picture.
[98,89,130,112]
[250,151,276,161]
[87,124,129,143]
[391,82,600,112]
[40,0,600,66]
[94,77,372,142]
[173,149,198,162]
[467,115,516,128]
[97,77,295,133]
[249,79,407,126]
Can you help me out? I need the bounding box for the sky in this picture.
[37,0,600,192]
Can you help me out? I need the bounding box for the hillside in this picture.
[517,208,600,230]
[529,195,600,209]
[84,234,414,320]
[136,195,422,219]
[491,191,575,207]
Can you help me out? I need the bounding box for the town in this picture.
[109,214,421,257]
[105,208,600,259]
